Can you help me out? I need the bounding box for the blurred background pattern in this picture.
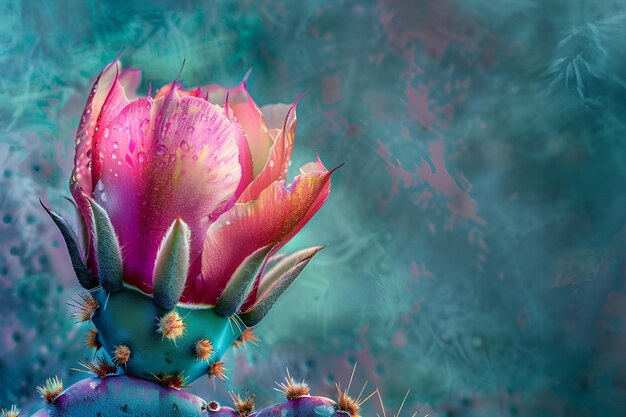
[1,0,626,415]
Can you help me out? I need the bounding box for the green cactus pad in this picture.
[90,287,243,385]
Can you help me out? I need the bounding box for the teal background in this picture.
[2,0,626,416]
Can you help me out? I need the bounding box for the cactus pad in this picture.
[90,287,243,384]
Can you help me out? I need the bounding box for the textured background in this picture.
[2,0,626,416]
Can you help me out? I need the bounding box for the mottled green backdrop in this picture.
[2,0,626,416]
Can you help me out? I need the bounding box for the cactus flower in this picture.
[42,58,337,385]
[65,59,334,313]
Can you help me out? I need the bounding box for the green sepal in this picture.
[152,218,191,310]
[86,196,123,293]
[214,244,275,317]
[240,246,323,326]
[63,196,90,259]
[40,200,97,289]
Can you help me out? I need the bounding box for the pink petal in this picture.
[221,101,254,207]
[119,67,142,99]
[159,80,275,192]
[96,88,242,293]
[70,60,133,270]
[154,83,256,284]
[71,60,126,195]
[204,83,274,177]
[184,99,255,283]
[237,101,297,203]
[181,159,333,305]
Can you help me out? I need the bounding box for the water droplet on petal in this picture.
[156,145,168,158]
[100,192,108,202]
[269,160,275,167]
[111,152,118,160]
[180,140,190,151]
[103,127,109,138]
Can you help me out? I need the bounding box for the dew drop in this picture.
[180,140,190,151]
[103,127,109,138]
[100,192,108,202]
[111,152,118,160]
[269,160,275,168]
